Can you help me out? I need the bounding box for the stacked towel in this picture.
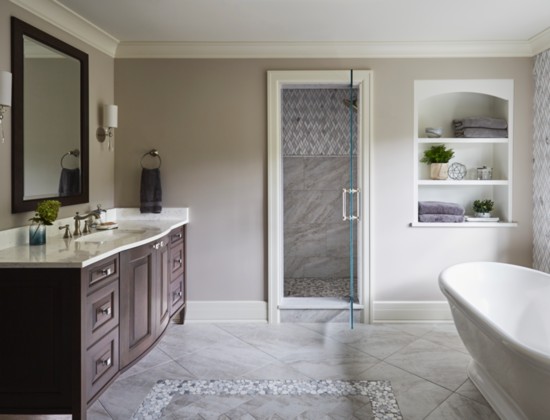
[453,117,508,138]
[140,168,162,213]
[418,201,464,223]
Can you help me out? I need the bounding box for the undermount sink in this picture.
[74,228,147,243]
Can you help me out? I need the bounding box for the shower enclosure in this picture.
[268,70,371,324]
[282,87,358,302]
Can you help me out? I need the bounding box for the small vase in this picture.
[430,163,449,180]
[474,212,491,218]
[29,223,46,246]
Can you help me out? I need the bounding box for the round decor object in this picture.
[448,162,466,180]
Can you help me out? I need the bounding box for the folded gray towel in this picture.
[453,117,507,130]
[455,128,508,138]
[140,168,162,213]
[418,201,465,216]
[419,214,464,223]
[58,168,80,196]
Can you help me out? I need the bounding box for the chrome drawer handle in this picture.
[152,243,160,250]
[174,291,183,298]
[100,357,111,367]
[175,258,183,264]
[98,307,112,316]
[100,268,112,276]
[174,233,182,239]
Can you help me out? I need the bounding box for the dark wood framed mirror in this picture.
[11,17,89,213]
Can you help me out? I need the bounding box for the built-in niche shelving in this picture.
[412,79,517,227]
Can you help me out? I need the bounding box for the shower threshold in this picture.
[279,296,364,310]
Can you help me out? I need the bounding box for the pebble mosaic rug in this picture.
[131,379,403,419]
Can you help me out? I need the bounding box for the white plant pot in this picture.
[474,212,492,218]
[430,163,448,180]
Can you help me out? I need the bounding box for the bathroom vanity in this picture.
[0,209,188,419]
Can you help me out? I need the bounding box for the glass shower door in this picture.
[342,70,359,328]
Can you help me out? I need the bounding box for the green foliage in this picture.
[420,144,455,164]
[473,199,494,213]
[29,200,61,225]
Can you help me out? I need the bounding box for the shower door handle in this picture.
[342,188,360,221]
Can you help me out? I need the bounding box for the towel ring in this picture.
[140,149,162,169]
[60,149,80,169]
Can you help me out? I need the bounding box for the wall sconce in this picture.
[0,71,12,144]
[96,104,118,150]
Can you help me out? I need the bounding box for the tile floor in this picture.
[1,322,499,420]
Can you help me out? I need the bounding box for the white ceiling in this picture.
[12,0,550,58]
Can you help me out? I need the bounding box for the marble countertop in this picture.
[0,208,189,268]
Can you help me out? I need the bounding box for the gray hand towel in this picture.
[419,214,464,223]
[455,128,508,138]
[453,117,507,130]
[140,168,162,213]
[418,201,465,216]
[58,168,80,196]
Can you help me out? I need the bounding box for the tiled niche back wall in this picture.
[283,88,358,298]
[533,49,550,272]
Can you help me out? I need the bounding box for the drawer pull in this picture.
[174,291,183,298]
[98,306,112,316]
[152,243,159,250]
[100,268,112,276]
[174,233,183,239]
[99,357,112,367]
[175,258,183,265]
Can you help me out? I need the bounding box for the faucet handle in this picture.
[58,224,72,239]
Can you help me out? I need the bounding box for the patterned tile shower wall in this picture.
[282,88,358,157]
[533,50,550,273]
[283,88,358,298]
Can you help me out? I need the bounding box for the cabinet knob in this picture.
[175,258,183,265]
[100,267,112,276]
[100,357,111,367]
[174,233,182,239]
[174,291,183,298]
[98,306,112,316]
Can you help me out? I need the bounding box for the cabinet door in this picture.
[120,243,156,368]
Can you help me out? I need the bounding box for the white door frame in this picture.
[267,70,373,324]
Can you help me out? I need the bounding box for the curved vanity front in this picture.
[0,209,188,420]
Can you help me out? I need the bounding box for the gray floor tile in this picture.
[362,360,451,420]
[455,379,491,407]
[240,360,311,380]
[385,338,471,391]
[117,346,173,380]
[422,324,469,354]
[87,400,112,420]
[425,393,499,419]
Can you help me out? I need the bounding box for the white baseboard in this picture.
[186,300,451,323]
[186,300,268,323]
[372,301,452,322]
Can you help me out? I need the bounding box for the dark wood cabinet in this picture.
[0,224,187,419]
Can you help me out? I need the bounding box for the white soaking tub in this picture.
[439,262,550,420]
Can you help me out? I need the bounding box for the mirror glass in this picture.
[12,17,89,213]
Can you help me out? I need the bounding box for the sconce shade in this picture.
[0,71,12,107]
[103,104,118,128]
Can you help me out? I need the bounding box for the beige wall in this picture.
[0,2,115,230]
[115,57,534,303]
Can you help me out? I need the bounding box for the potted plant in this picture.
[29,199,61,245]
[473,199,494,218]
[420,144,455,180]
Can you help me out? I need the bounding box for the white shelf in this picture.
[418,180,509,186]
[410,221,518,228]
[417,138,509,144]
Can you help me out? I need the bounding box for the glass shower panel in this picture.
[282,80,359,318]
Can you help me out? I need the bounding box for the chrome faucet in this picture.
[73,211,100,236]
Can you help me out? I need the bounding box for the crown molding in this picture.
[116,40,534,59]
[9,0,118,57]
[530,27,550,56]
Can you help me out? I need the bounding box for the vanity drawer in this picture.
[85,255,119,294]
[86,327,119,403]
[170,226,184,245]
[170,274,185,315]
[170,243,184,278]
[86,279,119,347]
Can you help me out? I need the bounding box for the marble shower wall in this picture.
[283,88,357,296]
[533,49,550,272]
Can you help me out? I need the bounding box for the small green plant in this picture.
[29,200,61,225]
[420,144,455,164]
[473,199,494,214]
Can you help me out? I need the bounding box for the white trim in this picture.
[10,0,119,57]
[267,70,372,324]
[115,40,536,59]
[185,301,267,323]
[530,27,550,56]
[372,301,452,322]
